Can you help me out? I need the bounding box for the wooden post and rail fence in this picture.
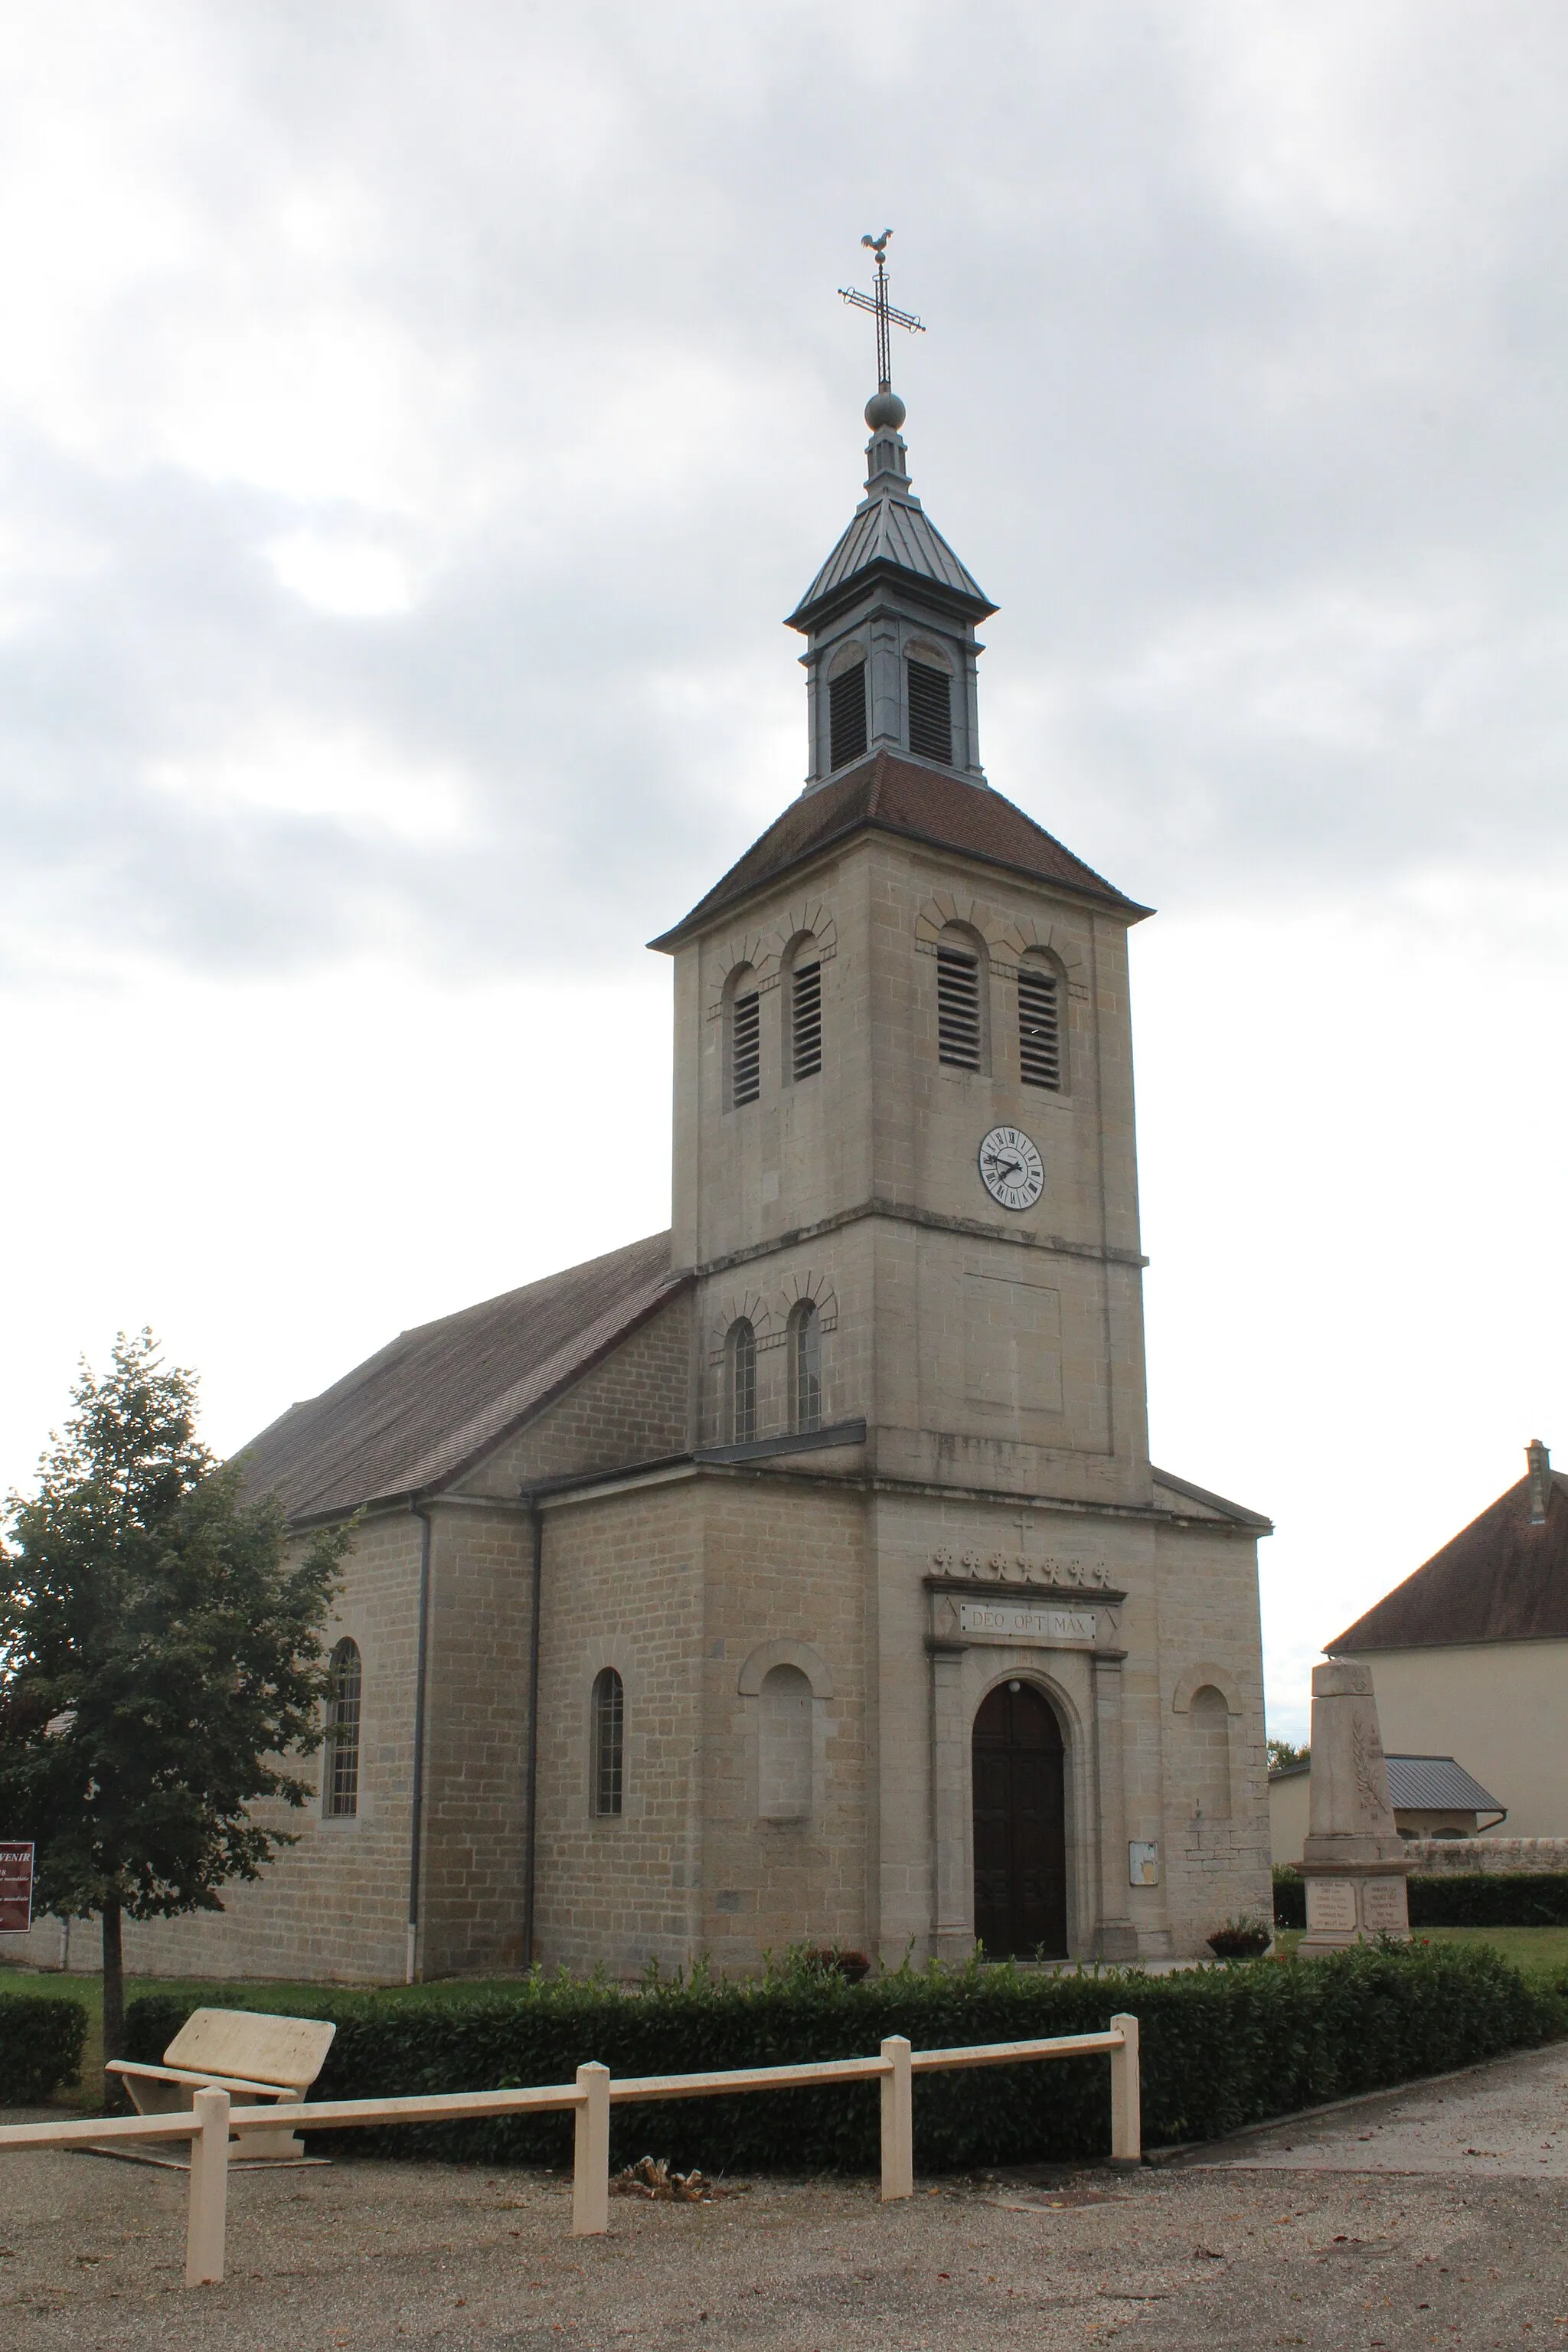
[0,2014,1140,2290]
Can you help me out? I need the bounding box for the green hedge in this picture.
[125,1942,1565,2173]
[1273,1868,1307,1928]
[1275,1864,1568,1930]
[1408,1873,1568,1927]
[0,1993,87,2105]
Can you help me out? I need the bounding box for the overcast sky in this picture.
[5,2,1566,1739]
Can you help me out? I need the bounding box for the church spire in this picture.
[788,234,995,792]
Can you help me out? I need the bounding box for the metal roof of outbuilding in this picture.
[1383,1756,1504,1815]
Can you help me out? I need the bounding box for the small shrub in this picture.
[0,1993,88,2105]
[1207,1919,1272,1960]
[804,1949,872,1982]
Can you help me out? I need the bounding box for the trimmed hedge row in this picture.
[1274,1866,1568,1929]
[126,1942,1565,2173]
[0,1994,87,2105]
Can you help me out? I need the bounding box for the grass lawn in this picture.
[1272,1923,1568,1982]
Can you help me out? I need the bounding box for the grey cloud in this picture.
[5,0,1568,978]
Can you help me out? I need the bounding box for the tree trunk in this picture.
[100,1897,125,2107]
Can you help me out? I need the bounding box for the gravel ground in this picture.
[3,2045,1567,2349]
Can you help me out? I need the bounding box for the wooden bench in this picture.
[106,2008,337,2164]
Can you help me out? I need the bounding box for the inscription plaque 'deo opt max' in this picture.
[959,1602,1097,1644]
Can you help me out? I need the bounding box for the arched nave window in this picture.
[591,1668,624,1818]
[789,1300,822,1433]
[725,1318,757,1444]
[324,1638,362,1818]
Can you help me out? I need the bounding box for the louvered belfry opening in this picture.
[936,939,983,1070]
[791,959,822,1080]
[906,657,953,764]
[730,984,761,1106]
[1018,960,1063,1090]
[828,660,867,769]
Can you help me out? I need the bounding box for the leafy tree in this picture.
[0,1331,350,2095]
[1266,1737,1309,1773]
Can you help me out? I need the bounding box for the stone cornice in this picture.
[682,1197,1148,1282]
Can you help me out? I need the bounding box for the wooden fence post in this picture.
[879,2037,913,2201]
[1108,2014,1141,2166]
[572,2063,611,2237]
[185,2089,230,2287]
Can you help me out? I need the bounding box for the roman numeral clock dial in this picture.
[978,1125,1044,1212]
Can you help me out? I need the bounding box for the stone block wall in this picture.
[460,1292,692,1496]
[1403,1836,1568,1873]
[63,1505,424,1984]
[416,1498,535,1978]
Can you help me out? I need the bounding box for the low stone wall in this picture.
[1402,1837,1568,1873]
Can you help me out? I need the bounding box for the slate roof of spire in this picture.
[650,751,1149,949]
[789,482,995,627]
[1329,1466,1568,1651]
[237,1231,684,1521]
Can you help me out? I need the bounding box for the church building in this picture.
[99,335,1274,1984]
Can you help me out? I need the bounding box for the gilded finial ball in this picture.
[864,388,906,430]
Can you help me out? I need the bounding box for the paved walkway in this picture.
[2,2043,1566,2348]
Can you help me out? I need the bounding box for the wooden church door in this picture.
[972,1680,1068,1958]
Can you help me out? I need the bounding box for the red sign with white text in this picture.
[0,1844,34,1933]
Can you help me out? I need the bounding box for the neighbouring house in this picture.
[1269,1752,1506,1867]
[1324,1442,1567,1841]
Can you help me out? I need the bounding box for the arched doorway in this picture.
[972,1680,1068,1958]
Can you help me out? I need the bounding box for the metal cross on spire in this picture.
[839,229,924,394]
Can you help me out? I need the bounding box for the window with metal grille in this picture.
[325,1638,361,1818]
[727,1318,756,1442]
[790,1300,822,1432]
[828,660,867,769]
[791,959,822,1080]
[591,1667,623,1818]
[1018,960,1063,1089]
[730,983,760,1107]
[906,658,952,763]
[936,941,983,1070]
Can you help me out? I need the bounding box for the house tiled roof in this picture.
[237,1231,684,1521]
[1329,1468,1568,1651]
[650,752,1148,949]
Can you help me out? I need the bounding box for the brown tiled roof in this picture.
[649,752,1148,949]
[237,1232,684,1521]
[1329,1471,1568,1651]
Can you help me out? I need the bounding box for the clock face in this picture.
[978,1125,1044,1212]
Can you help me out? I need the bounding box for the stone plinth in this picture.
[1298,1660,1410,1955]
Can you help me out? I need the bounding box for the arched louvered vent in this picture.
[828,661,867,769]
[730,985,760,1106]
[1018,962,1063,1090]
[936,942,982,1070]
[791,960,822,1080]
[906,658,952,763]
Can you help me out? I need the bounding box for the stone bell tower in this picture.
[645,238,1271,1968]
